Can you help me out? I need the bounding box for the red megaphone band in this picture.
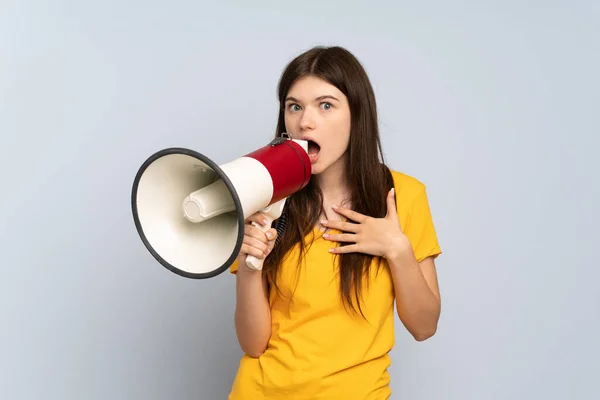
[245,138,312,204]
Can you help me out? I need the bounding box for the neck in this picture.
[315,158,350,207]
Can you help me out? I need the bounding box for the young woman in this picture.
[228,46,442,399]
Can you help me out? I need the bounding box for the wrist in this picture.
[383,235,413,263]
[237,259,264,276]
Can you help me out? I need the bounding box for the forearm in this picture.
[387,249,440,341]
[234,265,272,357]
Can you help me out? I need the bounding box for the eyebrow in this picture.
[285,95,340,103]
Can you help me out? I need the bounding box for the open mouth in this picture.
[307,140,321,158]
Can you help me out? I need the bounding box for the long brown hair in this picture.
[263,46,394,317]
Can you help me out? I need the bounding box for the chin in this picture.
[310,155,345,177]
[309,162,326,175]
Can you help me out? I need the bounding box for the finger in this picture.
[259,228,278,256]
[322,232,356,242]
[265,239,276,255]
[240,243,266,259]
[331,205,368,223]
[243,235,269,254]
[385,188,398,219]
[321,219,360,233]
[266,228,278,242]
[246,213,269,227]
[243,226,269,249]
[329,244,359,254]
[245,223,271,240]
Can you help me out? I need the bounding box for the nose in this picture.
[299,108,316,130]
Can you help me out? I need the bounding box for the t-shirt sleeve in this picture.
[229,259,239,274]
[401,185,442,263]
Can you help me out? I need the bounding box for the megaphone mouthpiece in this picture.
[182,179,235,223]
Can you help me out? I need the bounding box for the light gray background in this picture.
[1,1,598,399]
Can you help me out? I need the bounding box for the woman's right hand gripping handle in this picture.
[234,212,277,358]
[237,212,278,268]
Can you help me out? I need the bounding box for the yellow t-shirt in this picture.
[228,170,442,400]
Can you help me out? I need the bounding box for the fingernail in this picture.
[331,205,338,210]
[323,233,329,239]
[266,232,273,239]
[321,219,327,225]
[263,218,268,225]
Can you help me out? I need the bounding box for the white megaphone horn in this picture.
[131,134,311,279]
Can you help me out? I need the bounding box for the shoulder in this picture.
[388,169,427,205]
[388,168,442,261]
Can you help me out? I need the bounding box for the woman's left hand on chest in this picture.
[321,188,412,259]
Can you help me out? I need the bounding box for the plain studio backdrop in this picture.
[1,1,598,399]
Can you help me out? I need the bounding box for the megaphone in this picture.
[131,134,311,279]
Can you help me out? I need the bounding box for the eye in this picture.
[320,102,332,110]
[287,103,301,112]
